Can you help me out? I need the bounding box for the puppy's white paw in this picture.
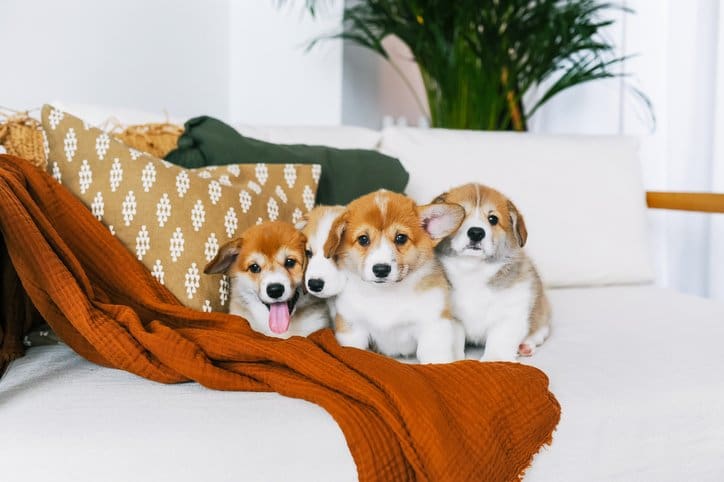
[335,330,369,350]
[518,343,535,357]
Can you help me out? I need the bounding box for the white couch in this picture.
[2,107,724,482]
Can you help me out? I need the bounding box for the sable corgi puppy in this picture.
[433,183,551,361]
[295,205,347,299]
[327,190,466,364]
[204,221,329,338]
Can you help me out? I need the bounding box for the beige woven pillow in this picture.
[41,105,320,312]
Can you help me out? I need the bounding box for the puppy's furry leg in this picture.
[417,320,463,364]
[452,321,466,360]
[518,325,550,356]
[481,318,528,362]
[333,314,369,350]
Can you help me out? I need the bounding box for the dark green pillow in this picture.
[165,116,409,205]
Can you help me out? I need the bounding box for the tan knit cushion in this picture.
[0,113,48,168]
[1,108,182,168]
[41,105,319,312]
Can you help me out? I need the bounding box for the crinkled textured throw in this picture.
[0,155,560,482]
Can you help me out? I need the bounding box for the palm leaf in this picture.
[285,0,652,130]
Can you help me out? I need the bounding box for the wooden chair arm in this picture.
[646,192,724,213]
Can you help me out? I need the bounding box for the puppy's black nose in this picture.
[467,227,485,242]
[307,278,325,293]
[372,263,391,278]
[266,283,285,299]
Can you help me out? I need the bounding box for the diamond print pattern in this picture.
[224,207,238,238]
[110,158,123,192]
[136,225,150,260]
[205,233,220,262]
[79,160,92,194]
[122,191,137,226]
[141,162,157,192]
[185,263,200,299]
[95,132,110,160]
[156,193,171,227]
[64,128,77,162]
[41,106,320,313]
[191,200,206,232]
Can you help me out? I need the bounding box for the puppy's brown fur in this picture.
[204,221,328,338]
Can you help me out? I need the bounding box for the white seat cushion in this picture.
[2,286,724,482]
[379,127,655,287]
[0,346,355,482]
[526,286,724,481]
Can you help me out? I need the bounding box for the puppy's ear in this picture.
[298,232,309,271]
[323,212,348,258]
[204,238,242,274]
[431,191,449,204]
[418,203,465,245]
[294,213,309,230]
[507,200,527,247]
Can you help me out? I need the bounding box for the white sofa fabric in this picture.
[379,127,655,288]
[6,106,718,481]
[3,286,724,482]
[50,102,383,151]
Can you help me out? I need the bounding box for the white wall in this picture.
[0,0,345,126]
[229,1,344,125]
[343,36,427,128]
[0,0,230,120]
[711,4,724,303]
[623,0,721,299]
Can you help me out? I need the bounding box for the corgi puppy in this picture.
[327,190,466,364]
[204,221,329,338]
[295,205,347,299]
[433,183,551,361]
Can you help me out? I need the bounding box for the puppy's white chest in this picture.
[335,274,445,356]
[337,278,441,327]
[443,257,532,343]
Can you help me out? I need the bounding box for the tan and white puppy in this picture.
[204,221,329,338]
[328,190,466,364]
[433,183,551,361]
[295,205,348,299]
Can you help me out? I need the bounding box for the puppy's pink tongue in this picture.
[268,302,291,334]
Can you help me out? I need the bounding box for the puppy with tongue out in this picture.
[204,221,330,338]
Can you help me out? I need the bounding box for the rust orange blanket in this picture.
[0,155,560,481]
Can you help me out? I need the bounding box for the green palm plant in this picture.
[299,0,649,131]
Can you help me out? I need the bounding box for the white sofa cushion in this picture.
[379,127,654,287]
[234,124,381,150]
[49,101,184,127]
[48,102,382,150]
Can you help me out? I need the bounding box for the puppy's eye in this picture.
[248,263,261,273]
[285,258,297,269]
[394,233,408,245]
[357,235,370,246]
[488,215,499,226]
[305,249,313,258]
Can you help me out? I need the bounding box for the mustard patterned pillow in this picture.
[41,105,320,312]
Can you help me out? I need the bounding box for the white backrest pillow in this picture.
[379,127,654,288]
